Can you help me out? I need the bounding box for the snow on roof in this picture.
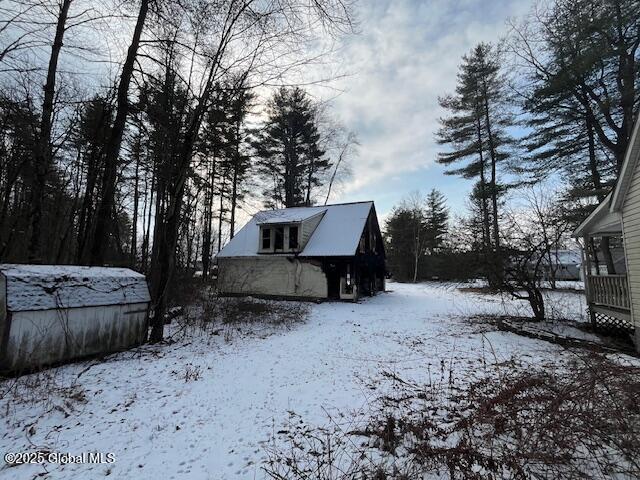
[217,201,374,258]
[553,250,582,265]
[573,193,622,237]
[0,264,151,312]
[255,207,326,224]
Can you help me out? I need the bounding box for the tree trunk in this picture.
[475,116,491,252]
[141,166,155,273]
[614,0,637,172]
[76,136,105,263]
[528,287,545,322]
[217,177,225,252]
[131,135,141,267]
[586,116,604,201]
[305,155,314,206]
[230,122,240,239]
[28,0,72,262]
[482,88,500,253]
[202,158,215,279]
[89,0,149,265]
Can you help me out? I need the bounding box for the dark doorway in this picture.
[326,263,340,299]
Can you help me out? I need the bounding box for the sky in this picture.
[321,0,534,220]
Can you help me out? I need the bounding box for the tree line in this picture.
[0,0,356,340]
[385,0,639,316]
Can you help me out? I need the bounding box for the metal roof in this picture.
[217,201,375,258]
[255,207,326,224]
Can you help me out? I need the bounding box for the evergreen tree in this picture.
[514,0,640,199]
[424,189,449,255]
[384,207,425,282]
[253,87,329,208]
[436,43,513,255]
[73,95,114,263]
[511,0,640,275]
[384,193,428,283]
[220,82,254,239]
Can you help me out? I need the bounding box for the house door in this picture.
[326,263,341,299]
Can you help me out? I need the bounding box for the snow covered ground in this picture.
[0,282,594,479]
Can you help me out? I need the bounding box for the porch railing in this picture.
[586,274,630,310]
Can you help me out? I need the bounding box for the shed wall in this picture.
[217,257,328,298]
[1,302,148,372]
[622,161,640,334]
[0,275,6,351]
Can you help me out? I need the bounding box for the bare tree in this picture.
[323,128,357,205]
[28,0,74,262]
[494,188,572,321]
[89,0,150,265]
[144,0,356,342]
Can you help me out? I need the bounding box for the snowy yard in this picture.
[0,281,630,480]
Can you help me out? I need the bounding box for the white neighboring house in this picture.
[0,265,150,372]
[574,114,640,350]
[542,250,582,281]
[216,201,386,301]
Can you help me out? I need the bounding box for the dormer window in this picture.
[259,223,301,253]
[274,226,284,251]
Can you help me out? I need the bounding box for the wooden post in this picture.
[583,235,597,328]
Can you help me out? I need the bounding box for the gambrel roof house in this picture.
[216,201,385,301]
[574,114,640,350]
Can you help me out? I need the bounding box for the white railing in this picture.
[587,274,630,310]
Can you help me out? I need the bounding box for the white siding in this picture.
[217,257,327,298]
[2,302,148,371]
[0,274,6,353]
[621,162,640,330]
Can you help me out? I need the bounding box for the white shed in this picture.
[0,265,150,372]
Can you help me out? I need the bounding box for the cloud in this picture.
[319,0,532,217]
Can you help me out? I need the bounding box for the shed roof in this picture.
[217,201,375,258]
[0,265,151,312]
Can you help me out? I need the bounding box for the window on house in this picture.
[289,225,299,250]
[262,228,271,250]
[274,226,284,250]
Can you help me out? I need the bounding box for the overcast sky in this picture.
[321,0,533,220]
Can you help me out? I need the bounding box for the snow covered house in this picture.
[539,250,582,281]
[216,201,386,301]
[0,265,150,372]
[574,115,640,349]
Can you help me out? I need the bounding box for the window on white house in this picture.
[262,228,271,249]
[274,226,284,250]
[289,225,299,250]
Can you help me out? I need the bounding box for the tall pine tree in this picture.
[436,43,513,258]
[253,87,329,208]
[514,0,640,201]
